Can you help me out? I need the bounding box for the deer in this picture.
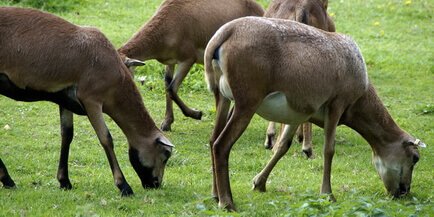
[263,0,336,158]
[204,17,425,211]
[0,7,174,196]
[118,0,264,132]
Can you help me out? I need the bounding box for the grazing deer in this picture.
[264,0,336,158]
[118,0,264,131]
[0,7,173,195]
[204,17,424,211]
[265,0,335,31]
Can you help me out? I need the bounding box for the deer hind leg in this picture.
[209,92,231,201]
[296,124,303,142]
[264,121,276,149]
[213,103,259,211]
[161,65,175,131]
[81,100,133,196]
[57,107,73,190]
[253,124,299,192]
[321,101,346,201]
[0,158,15,188]
[168,59,202,120]
[301,122,314,159]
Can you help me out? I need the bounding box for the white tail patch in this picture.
[219,75,233,100]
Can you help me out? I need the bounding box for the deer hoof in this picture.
[160,116,174,131]
[219,201,236,212]
[190,110,202,120]
[211,195,219,202]
[59,180,73,190]
[160,122,172,131]
[2,177,16,189]
[252,176,267,192]
[302,148,314,159]
[328,194,336,202]
[119,184,134,197]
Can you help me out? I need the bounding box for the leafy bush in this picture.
[2,0,86,12]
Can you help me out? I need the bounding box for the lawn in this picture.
[0,0,433,216]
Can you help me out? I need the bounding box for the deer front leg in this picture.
[0,158,15,188]
[264,121,276,149]
[253,124,299,192]
[213,105,257,211]
[321,103,345,201]
[57,107,74,190]
[168,60,202,120]
[301,122,314,159]
[82,100,133,196]
[161,65,175,131]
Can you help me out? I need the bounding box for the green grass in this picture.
[2,0,86,12]
[0,0,433,216]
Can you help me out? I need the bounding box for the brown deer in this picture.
[265,0,335,31]
[204,17,424,211]
[118,0,264,131]
[264,0,336,158]
[0,7,173,196]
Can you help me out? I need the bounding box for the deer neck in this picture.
[118,22,164,61]
[105,73,158,144]
[343,84,405,155]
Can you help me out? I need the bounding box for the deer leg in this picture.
[271,123,286,153]
[209,92,231,201]
[227,105,234,121]
[213,104,258,211]
[264,122,276,149]
[57,107,73,190]
[0,158,15,188]
[302,122,314,159]
[320,103,345,201]
[168,60,202,120]
[253,124,299,192]
[296,124,303,142]
[161,65,175,131]
[82,100,133,196]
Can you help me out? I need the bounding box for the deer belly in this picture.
[256,92,308,124]
[0,73,85,115]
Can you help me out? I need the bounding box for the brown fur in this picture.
[265,0,335,31]
[263,0,335,155]
[205,17,421,210]
[118,0,264,131]
[0,7,173,194]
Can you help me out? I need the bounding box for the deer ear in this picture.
[405,139,427,148]
[156,137,174,148]
[412,139,426,148]
[321,0,329,10]
[124,57,145,67]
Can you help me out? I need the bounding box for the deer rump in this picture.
[0,8,111,113]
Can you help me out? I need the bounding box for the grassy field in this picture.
[0,0,433,216]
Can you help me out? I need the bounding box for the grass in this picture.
[0,0,433,216]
